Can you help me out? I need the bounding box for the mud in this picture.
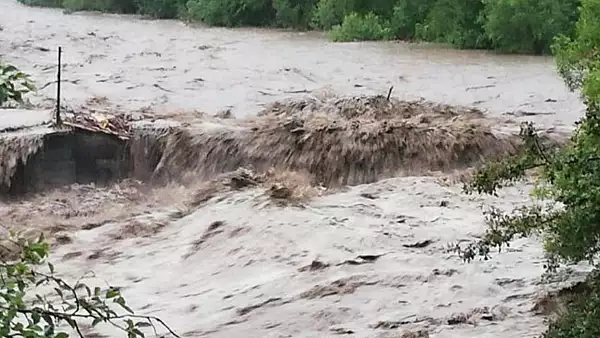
[0,1,591,338]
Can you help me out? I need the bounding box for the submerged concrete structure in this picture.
[0,109,131,197]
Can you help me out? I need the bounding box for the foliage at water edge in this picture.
[17,0,582,54]
[462,0,600,336]
[0,230,179,337]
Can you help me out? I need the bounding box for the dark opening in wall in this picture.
[3,130,131,198]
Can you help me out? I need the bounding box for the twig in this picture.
[386,86,394,100]
[153,84,173,92]
[39,79,79,90]
[465,84,496,91]
[283,89,311,94]
[0,305,181,337]
[0,249,180,338]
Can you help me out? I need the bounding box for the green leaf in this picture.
[31,311,40,324]
[55,332,69,338]
[105,288,120,299]
[41,313,53,326]
[114,296,134,314]
[1,65,18,74]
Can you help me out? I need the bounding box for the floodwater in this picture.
[0,1,591,338]
[0,0,584,128]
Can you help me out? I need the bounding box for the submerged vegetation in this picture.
[17,0,581,54]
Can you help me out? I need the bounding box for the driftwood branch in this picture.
[40,79,80,90]
[386,86,394,100]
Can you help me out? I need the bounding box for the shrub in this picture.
[61,0,137,13]
[416,0,488,49]
[136,0,188,18]
[273,0,318,29]
[186,0,274,26]
[17,0,62,7]
[463,0,600,336]
[310,0,356,29]
[481,0,579,54]
[388,0,435,40]
[350,0,396,17]
[328,12,391,42]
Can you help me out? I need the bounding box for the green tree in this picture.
[17,0,62,7]
[481,0,579,54]
[463,0,600,336]
[186,0,275,27]
[310,0,356,29]
[273,0,318,29]
[388,0,435,40]
[61,0,137,13]
[328,12,392,42]
[136,0,188,18]
[416,0,488,49]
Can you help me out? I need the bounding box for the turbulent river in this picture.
[0,1,591,338]
[0,0,585,127]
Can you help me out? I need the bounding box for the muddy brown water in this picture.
[0,0,585,130]
[0,2,593,338]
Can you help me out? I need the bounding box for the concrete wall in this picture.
[4,130,130,197]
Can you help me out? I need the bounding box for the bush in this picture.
[481,0,579,54]
[463,0,600,336]
[186,0,274,26]
[310,0,357,29]
[328,12,391,42]
[136,0,188,18]
[61,0,137,13]
[416,0,488,49]
[273,0,317,29]
[17,0,62,7]
[350,0,395,17]
[15,0,582,52]
[388,0,435,40]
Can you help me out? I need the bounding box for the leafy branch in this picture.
[0,63,36,106]
[0,230,180,338]
[460,117,600,269]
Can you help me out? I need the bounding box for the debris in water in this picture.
[403,239,435,248]
[298,259,330,272]
[330,327,355,335]
[300,277,378,299]
[337,253,385,266]
[360,192,379,199]
[183,220,226,259]
[147,94,523,187]
[62,111,132,140]
[401,330,430,338]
